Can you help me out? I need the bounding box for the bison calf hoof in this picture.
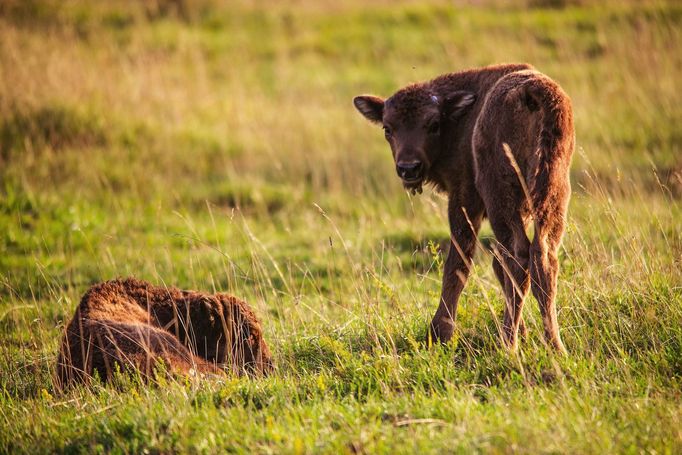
[429,317,455,345]
[551,338,568,356]
[501,334,519,352]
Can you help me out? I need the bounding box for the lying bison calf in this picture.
[354,64,574,352]
[56,278,272,388]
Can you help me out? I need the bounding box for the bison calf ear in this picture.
[444,91,476,118]
[353,95,384,123]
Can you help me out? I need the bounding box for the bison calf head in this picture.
[353,88,475,194]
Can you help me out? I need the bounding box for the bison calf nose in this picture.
[396,161,423,180]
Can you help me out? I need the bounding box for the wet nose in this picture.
[396,161,423,180]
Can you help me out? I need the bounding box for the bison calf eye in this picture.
[428,120,440,135]
[383,125,392,139]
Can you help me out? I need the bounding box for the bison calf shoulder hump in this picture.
[354,64,574,352]
[56,278,273,388]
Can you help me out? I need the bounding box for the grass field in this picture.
[1,0,681,452]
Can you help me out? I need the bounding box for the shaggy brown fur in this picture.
[354,64,574,352]
[56,278,273,388]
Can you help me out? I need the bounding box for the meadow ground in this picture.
[0,0,680,452]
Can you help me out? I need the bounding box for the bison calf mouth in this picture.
[402,178,424,195]
[396,162,425,194]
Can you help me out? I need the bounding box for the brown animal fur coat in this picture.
[56,278,272,388]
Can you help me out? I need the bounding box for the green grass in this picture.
[1,0,681,453]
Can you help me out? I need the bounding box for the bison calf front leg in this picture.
[430,204,483,343]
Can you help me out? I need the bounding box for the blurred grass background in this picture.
[0,0,680,453]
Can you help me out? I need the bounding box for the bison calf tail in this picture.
[523,76,574,232]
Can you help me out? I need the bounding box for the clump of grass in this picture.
[0,104,107,161]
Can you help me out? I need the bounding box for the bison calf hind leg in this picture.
[529,234,567,354]
[493,254,528,340]
[490,218,531,350]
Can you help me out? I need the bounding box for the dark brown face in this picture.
[353,89,475,194]
[382,98,442,193]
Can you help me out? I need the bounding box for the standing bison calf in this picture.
[354,64,574,352]
[56,278,272,388]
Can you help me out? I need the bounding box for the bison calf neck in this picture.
[56,278,273,388]
[354,64,574,352]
